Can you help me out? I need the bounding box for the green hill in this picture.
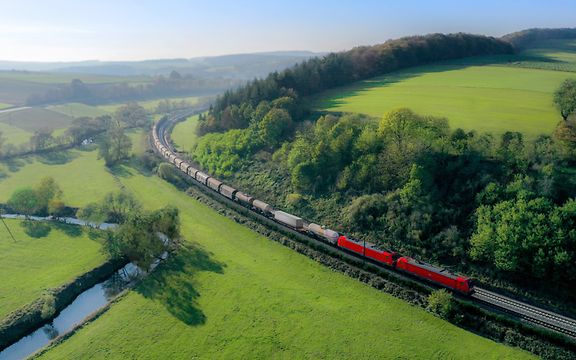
[315,39,576,138]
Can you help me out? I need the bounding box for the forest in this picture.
[189,31,576,295]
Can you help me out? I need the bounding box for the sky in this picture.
[1,0,575,62]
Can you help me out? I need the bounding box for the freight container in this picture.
[235,191,254,206]
[252,199,273,214]
[219,184,237,199]
[195,172,210,185]
[187,167,199,178]
[207,177,222,191]
[274,211,303,229]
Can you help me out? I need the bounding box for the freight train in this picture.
[152,116,474,295]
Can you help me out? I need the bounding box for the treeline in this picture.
[502,27,576,49]
[0,103,147,161]
[26,71,236,106]
[198,33,513,133]
[208,108,576,287]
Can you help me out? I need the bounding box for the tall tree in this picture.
[554,79,576,121]
[98,123,133,166]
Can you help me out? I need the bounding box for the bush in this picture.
[427,289,453,318]
[40,291,56,319]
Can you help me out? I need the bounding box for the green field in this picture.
[0,219,107,319]
[171,114,199,151]
[0,71,150,105]
[46,103,111,118]
[316,65,575,138]
[0,133,525,358]
[0,149,121,208]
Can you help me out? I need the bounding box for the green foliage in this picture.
[470,188,576,281]
[426,289,453,319]
[8,177,64,217]
[554,79,576,120]
[98,123,133,167]
[205,33,513,133]
[111,206,181,270]
[157,162,186,188]
[40,291,56,319]
[114,103,149,128]
[8,188,41,217]
[258,108,292,147]
[193,128,260,177]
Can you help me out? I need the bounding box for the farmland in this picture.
[35,163,533,359]
[0,219,107,320]
[0,129,534,358]
[315,39,576,138]
[0,71,150,106]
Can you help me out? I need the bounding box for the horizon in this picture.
[1,0,575,62]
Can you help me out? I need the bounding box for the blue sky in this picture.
[1,0,574,61]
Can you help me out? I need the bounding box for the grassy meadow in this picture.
[171,114,199,152]
[316,39,576,138]
[0,219,107,319]
[0,132,527,359]
[316,65,575,138]
[0,107,74,147]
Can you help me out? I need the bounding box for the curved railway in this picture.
[152,108,576,341]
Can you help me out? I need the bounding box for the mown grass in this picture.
[0,219,107,320]
[0,103,10,109]
[315,64,575,138]
[171,114,199,152]
[18,132,533,359]
[46,103,110,118]
[0,122,32,147]
[0,149,121,208]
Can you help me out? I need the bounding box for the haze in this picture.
[2,0,575,62]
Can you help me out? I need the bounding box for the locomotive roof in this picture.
[343,236,394,254]
[401,257,465,281]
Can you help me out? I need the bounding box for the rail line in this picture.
[153,108,576,341]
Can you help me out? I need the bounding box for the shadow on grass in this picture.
[36,150,78,165]
[1,157,32,173]
[136,243,225,326]
[21,220,51,238]
[52,221,83,237]
[108,164,133,178]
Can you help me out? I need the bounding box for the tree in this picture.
[100,191,141,224]
[258,108,292,147]
[34,177,63,213]
[111,206,181,270]
[77,202,107,227]
[114,103,148,128]
[8,188,41,217]
[30,129,54,151]
[98,123,132,166]
[554,79,576,121]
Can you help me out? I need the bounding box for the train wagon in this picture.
[337,236,397,266]
[253,199,273,215]
[196,172,210,185]
[306,223,339,244]
[219,184,237,199]
[274,211,304,230]
[396,257,473,294]
[235,191,254,207]
[179,161,189,172]
[207,177,223,192]
[187,166,199,178]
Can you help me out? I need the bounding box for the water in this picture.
[0,262,146,360]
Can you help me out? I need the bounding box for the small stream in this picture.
[0,215,165,360]
[0,214,116,230]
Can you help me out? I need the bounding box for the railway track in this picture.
[153,108,576,341]
[473,287,576,339]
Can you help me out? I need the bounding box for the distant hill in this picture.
[0,51,322,79]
